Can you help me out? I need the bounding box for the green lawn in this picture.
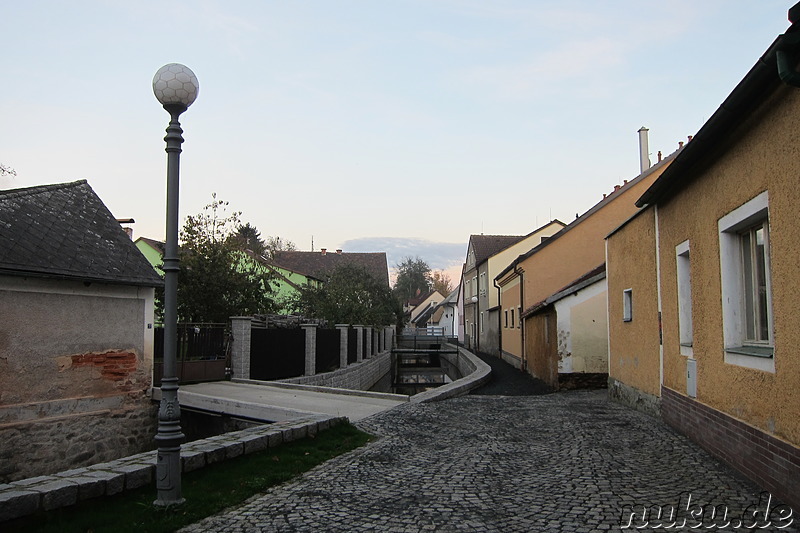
[6,423,372,533]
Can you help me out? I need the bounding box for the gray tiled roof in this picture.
[0,180,163,287]
[271,250,390,287]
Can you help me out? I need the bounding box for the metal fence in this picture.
[153,323,228,385]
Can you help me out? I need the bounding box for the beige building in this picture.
[496,151,675,376]
[461,222,564,357]
[607,15,800,509]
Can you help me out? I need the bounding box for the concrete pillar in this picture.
[230,317,252,380]
[302,324,317,376]
[336,324,349,368]
[355,325,364,363]
[376,328,382,354]
[373,327,379,355]
[366,328,373,359]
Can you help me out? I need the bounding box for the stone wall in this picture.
[277,351,392,391]
[0,277,157,482]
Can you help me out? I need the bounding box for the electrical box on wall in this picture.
[687,358,697,398]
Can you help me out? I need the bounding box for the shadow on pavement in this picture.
[469,351,552,396]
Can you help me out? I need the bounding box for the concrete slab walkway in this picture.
[169,381,408,423]
[180,391,798,532]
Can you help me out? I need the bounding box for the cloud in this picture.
[338,237,466,273]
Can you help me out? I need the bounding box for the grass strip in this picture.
[6,422,372,533]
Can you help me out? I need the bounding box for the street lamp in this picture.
[152,63,199,507]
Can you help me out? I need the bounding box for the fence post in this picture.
[355,325,364,363]
[230,316,252,380]
[365,328,373,359]
[372,327,379,355]
[385,326,394,350]
[302,323,317,376]
[336,324,349,369]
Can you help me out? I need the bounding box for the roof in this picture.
[271,250,390,287]
[134,236,165,254]
[521,263,606,318]
[468,219,566,267]
[495,150,679,283]
[0,180,163,287]
[636,11,798,207]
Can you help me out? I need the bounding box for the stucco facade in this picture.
[497,156,673,372]
[606,30,800,507]
[606,207,661,415]
[0,276,158,482]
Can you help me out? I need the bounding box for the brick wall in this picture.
[661,386,800,510]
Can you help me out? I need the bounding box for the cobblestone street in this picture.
[181,390,796,532]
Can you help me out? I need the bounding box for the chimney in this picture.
[638,127,651,174]
[658,151,663,162]
[678,141,684,149]
[336,249,342,254]
[321,248,327,255]
[116,218,135,240]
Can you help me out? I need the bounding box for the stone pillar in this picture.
[366,328,373,359]
[336,324,349,369]
[355,325,364,363]
[385,326,394,350]
[230,317,252,380]
[376,328,383,354]
[302,324,317,376]
[373,327,379,355]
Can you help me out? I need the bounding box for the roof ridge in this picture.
[0,179,88,199]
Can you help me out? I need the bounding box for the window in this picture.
[504,309,508,328]
[622,289,633,322]
[676,241,693,356]
[718,191,774,372]
[510,308,515,328]
[479,312,484,333]
[518,306,522,328]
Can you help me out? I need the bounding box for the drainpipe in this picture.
[494,277,502,358]
[516,263,526,373]
[777,32,800,87]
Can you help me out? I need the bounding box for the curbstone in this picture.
[38,479,79,511]
[181,448,207,473]
[0,490,40,522]
[114,463,153,490]
[82,469,125,495]
[240,433,269,455]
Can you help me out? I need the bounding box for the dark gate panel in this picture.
[250,328,305,380]
[153,323,228,385]
[316,328,340,373]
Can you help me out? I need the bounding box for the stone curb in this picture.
[409,345,492,403]
[0,414,345,523]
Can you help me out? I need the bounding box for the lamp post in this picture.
[152,63,199,507]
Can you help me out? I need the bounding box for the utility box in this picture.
[686,358,697,398]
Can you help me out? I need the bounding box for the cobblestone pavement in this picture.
[181,391,797,532]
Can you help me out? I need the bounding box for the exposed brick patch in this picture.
[661,386,800,510]
[70,351,137,385]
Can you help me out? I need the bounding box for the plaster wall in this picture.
[498,276,522,363]
[606,207,661,398]
[655,85,800,447]
[555,282,608,374]
[520,165,668,310]
[0,276,157,481]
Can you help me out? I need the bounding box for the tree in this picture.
[392,256,432,303]
[264,235,296,258]
[431,270,454,297]
[159,194,275,323]
[235,222,266,256]
[287,264,399,326]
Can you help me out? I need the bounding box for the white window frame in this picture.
[622,288,633,322]
[676,240,693,356]
[718,191,774,373]
[479,311,484,333]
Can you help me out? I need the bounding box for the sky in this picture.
[0,1,793,283]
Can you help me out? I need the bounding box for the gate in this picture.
[153,323,228,385]
[250,328,305,380]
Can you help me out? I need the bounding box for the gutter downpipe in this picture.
[516,263,526,373]
[494,277,502,358]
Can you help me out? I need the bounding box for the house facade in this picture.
[462,221,564,355]
[0,180,163,482]
[496,151,676,374]
[607,18,800,509]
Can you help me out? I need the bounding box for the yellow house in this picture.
[495,150,675,377]
[606,10,800,509]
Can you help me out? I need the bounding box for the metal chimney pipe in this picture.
[638,127,651,174]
